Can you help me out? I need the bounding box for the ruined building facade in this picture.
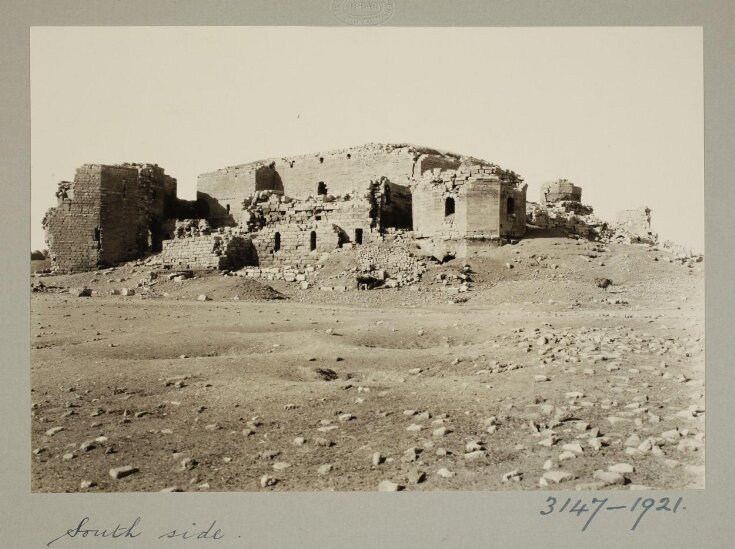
[43,143,652,274]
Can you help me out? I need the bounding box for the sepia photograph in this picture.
[29,26,705,493]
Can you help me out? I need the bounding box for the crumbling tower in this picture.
[43,163,179,272]
[540,179,582,203]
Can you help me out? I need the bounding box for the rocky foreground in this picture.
[30,236,704,492]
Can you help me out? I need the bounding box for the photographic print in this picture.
[30,26,704,493]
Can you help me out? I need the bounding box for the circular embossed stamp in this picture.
[331,0,395,26]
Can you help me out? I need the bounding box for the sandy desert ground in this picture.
[30,236,705,492]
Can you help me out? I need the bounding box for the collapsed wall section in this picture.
[161,221,254,270]
[526,201,608,240]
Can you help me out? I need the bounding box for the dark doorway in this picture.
[317,182,327,195]
[445,197,455,217]
[354,228,363,245]
[148,221,163,252]
[507,196,516,217]
[274,232,281,252]
[310,231,317,251]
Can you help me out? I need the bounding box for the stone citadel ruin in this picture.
[42,143,655,276]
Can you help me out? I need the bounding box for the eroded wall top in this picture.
[197,143,493,224]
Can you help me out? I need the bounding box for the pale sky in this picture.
[31,26,703,251]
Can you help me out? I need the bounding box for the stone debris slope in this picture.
[30,235,704,492]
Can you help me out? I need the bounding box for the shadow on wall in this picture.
[250,240,261,267]
[255,165,284,193]
[147,220,164,253]
[196,192,237,227]
[224,236,254,270]
[170,195,210,220]
[379,181,413,230]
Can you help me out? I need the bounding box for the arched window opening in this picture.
[384,185,392,205]
[507,196,516,217]
[444,197,455,217]
[273,232,281,252]
[354,228,363,245]
[310,231,317,251]
[226,203,231,213]
[317,182,327,195]
[319,157,324,164]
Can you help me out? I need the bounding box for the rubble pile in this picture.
[355,244,428,288]
[526,201,609,240]
[430,264,474,294]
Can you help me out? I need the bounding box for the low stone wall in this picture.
[238,265,317,288]
[161,234,254,270]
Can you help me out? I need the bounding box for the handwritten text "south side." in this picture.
[46,517,224,547]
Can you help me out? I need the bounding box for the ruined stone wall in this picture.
[252,224,342,266]
[161,232,254,270]
[43,165,104,273]
[246,191,378,266]
[198,144,466,226]
[615,208,656,243]
[196,164,276,227]
[242,190,378,237]
[238,178,414,266]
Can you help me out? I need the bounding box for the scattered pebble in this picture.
[109,466,138,480]
[378,480,402,492]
